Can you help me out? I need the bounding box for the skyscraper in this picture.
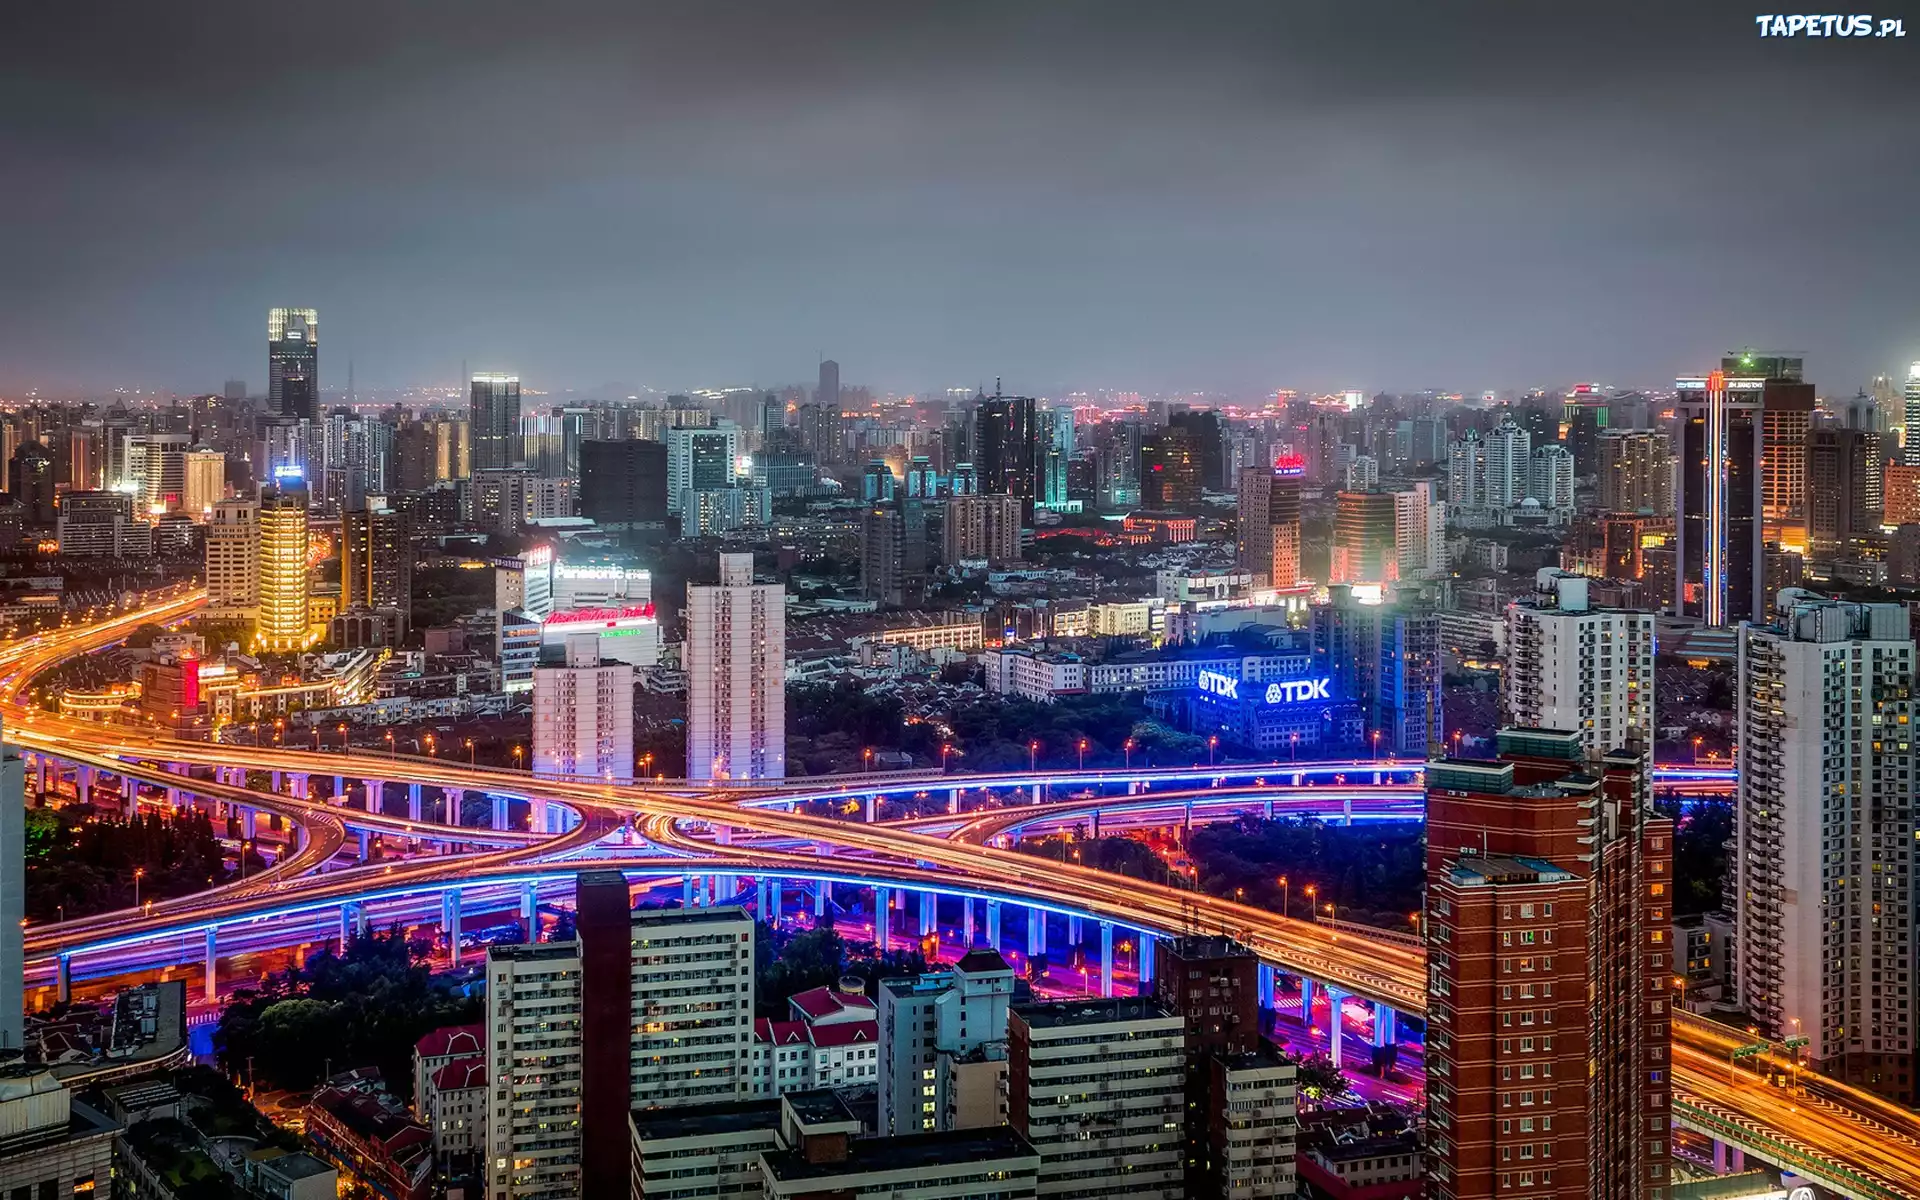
[1504,568,1655,763]
[687,552,785,781]
[183,448,226,519]
[1139,428,1200,508]
[205,499,258,620]
[976,391,1039,521]
[1328,490,1396,586]
[578,439,669,531]
[267,307,318,420]
[1236,458,1302,588]
[1904,362,1920,464]
[1425,730,1672,1200]
[666,424,739,514]
[532,634,634,785]
[859,497,926,608]
[817,359,840,413]
[942,493,1022,566]
[1675,368,1766,625]
[1392,479,1446,581]
[341,504,413,622]
[1735,593,1914,1097]
[1597,429,1672,514]
[469,372,522,472]
[485,941,584,1200]
[255,470,312,651]
[1806,426,1884,557]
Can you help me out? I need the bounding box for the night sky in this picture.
[3,1,1917,396]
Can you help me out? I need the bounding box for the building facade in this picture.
[686,552,785,781]
[1503,569,1655,764]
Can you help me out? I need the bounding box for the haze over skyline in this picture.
[4,0,1918,397]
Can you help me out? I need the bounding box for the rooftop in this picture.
[1013,996,1176,1030]
[414,1023,483,1060]
[631,1099,781,1143]
[760,1126,1036,1183]
[1446,855,1576,887]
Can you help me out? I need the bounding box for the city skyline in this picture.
[3,2,1918,395]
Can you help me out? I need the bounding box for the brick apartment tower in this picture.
[1151,935,1260,1197]
[576,869,634,1200]
[1424,728,1673,1200]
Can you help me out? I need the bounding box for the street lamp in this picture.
[1078,739,1088,770]
[941,743,952,771]
[1289,731,1298,763]
[1304,884,1317,918]
[512,746,524,770]
[1277,876,1289,917]
[1124,738,1135,770]
[1208,735,1218,767]
[641,752,655,778]
[337,724,347,751]
[1029,741,1039,772]
[863,747,874,775]
[466,739,476,765]
[133,868,144,908]
[385,731,396,760]
[1370,729,1380,762]
[1692,736,1703,764]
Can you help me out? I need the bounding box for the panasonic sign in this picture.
[1198,669,1331,705]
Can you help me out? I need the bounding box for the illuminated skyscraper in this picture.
[341,504,413,624]
[976,390,1039,521]
[255,471,312,651]
[1675,368,1765,625]
[205,499,258,620]
[183,448,225,520]
[532,634,634,787]
[1905,362,1920,464]
[469,372,522,472]
[267,307,318,420]
[1235,457,1302,587]
[686,552,785,781]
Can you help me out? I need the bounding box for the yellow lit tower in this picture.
[254,467,313,651]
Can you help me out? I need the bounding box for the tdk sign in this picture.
[1198,669,1329,705]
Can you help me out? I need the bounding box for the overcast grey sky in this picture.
[3,1,1917,397]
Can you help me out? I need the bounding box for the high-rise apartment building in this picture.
[1008,997,1185,1200]
[942,493,1022,566]
[56,490,144,558]
[1528,444,1574,511]
[1140,428,1201,508]
[859,497,927,608]
[1096,420,1142,509]
[817,359,840,413]
[0,718,20,1052]
[255,472,312,651]
[578,439,669,531]
[268,307,318,419]
[1329,490,1397,586]
[1149,934,1262,1195]
[1425,730,1673,1200]
[1904,362,1920,464]
[666,425,739,514]
[1485,416,1532,507]
[686,552,785,781]
[531,634,634,784]
[1503,569,1655,764]
[976,392,1039,521]
[577,876,755,1197]
[205,499,258,619]
[183,448,225,519]
[1236,460,1303,587]
[1806,427,1883,557]
[878,950,1015,1137]
[484,941,584,1200]
[470,373,522,472]
[341,504,412,622]
[1676,365,1770,625]
[1761,370,1816,532]
[1597,430,1672,514]
[1393,479,1446,581]
[1735,594,1914,1098]
[1312,586,1444,756]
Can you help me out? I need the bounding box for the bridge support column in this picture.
[1373,1002,1397,1047]
[756,877,770,919]
[1099,922,1114,997]
[682,876,695,908]
[815,882,828,918]
[1264,796,1274,820]
[1138,932,1155,987]
[919,891,935,936]
[875,886,891,950]
[76,766,94,807]
[963,897,975,946]
[1031,783,1041,802]
[294,822,309,854]
[165,785,182,810]
[1069,915,1082,945]
[947,788,960,814]
[1127,780,1141,795]
[363,780,382,812]
[1027,908,1042,958]
[339,904,355,947]
[241,808,257,841]
[444,789,463,826]
[272,770,282,794]
[1342,797,1352,827]
[408,783,423,822]
[1258,963,1275,1012]
[333,775,345,801]
[35,757,47,797]
[864,795,876,823]
[56,954,71,1005]
[1325,988,1347,1069]
[1089,810,1100,839]
[204,929,219,1004]
[770,880,784,928]
[1300,976,1315,1025]
[986,900,1002,951]
[291,774,309,800]
[531,798,551,834]
[1182,800,1193,832]
[520,882,537,936]
[1711,1140,1745,1174]
[491,795,509,830]
[357,830,372,861]
[443,892,462,967]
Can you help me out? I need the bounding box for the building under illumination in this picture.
[531,633,634,788]
[268,307,318,420]
[205,499,258,619]
[255,471,313,651]
[469,372,521,472]
[686,552,785,781]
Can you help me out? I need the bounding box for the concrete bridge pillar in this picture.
[963,897,975,946]
[1068,915,1082,945]
[1031,783,1041,802]
[947,788,960,814]
[241,808,257,842]
[1264,796,1274,821]
[1325,988,1348,1069]
[770,880,784,928]
[864,795,876,823]
[520,882,537,935]
[919,891,935,936]
[530,798,550,834]
[1343,796,1353,827]
[271,770,282,794]
[1027,908,1043,958]
[443,789,463,826]
[333,775,346,801]
[986,900,1002,951]
[1258,963,1275,1012]
[1089,809,1101,839]
[291,774,309,800]
[1099,922,1114,997]
[1138,932,1155,987]
[34,757,47,797]
[56,954,71,1005]
[491,795,510,830]
[1373,1002,1398,1047]
[815,882,828,918]
[682,876,695,908]
[203,929,219,1004]
[408,783,423,822]
[875,886,891,950]
[357,830,372,861]
[363,780,383,812]
[442,892,463,967]
[76,765,94,807]
[1300,976,1316,1026]
[756,877,770,918]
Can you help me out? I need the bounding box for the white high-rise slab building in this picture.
[1504,568,1655,763]
[531,634,633,785]
[1735,592,1915,1075]
[484,941,584,1200]
[204,499,258,619]
[687,552,785,781]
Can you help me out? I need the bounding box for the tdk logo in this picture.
[1198,670,1240,699]
[1265,678,1331,704]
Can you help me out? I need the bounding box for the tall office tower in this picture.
[817,358,840,413]
[859,497,927,608]
[0,717,20,1051]
[1676,369,1766,625]
[1761,377,1815,533]
[532,634,634,784]
[484,941,585,1200]
[1528,444,1574,510]
[796,403,843,466]
[576,439,668,529]
[1597,430,1672,514]
[341,505,413,618]
[941,493,1022,566]
[1095,420,1142,509]
[470,467,535,534]
[1236,459,1304,587]
[1147,935,1260,1195]
[1139,428,1200,508]
[1328,490,1397,586]
[1035,407,1074,509]
[66,427,100,491]
[56,490,142,557]
[878,950,1016,1136]
[182,448,225,519]
[1168,409,1227,491]
[130,432,189,513]
[976,392,1039,521]
[205,499,259,619]
[1484,416,1531,507]
[469,373,522,472]
[267,307,318,419]
[256,416,310,479]
[577,876,755,1197]
[1806,427,1884,557]
[1008,997,1186,1200]
[1735,595,1914,1096]
[255,471,312,652]
[1342,453,1379,491]
[1393,479,1446,582]
[1905,362,1920,464]
[1425,731,1672,1200]
[1312,586,1444,756]
[8,443,55,525]
[665,424,739,514]
[686,552,785,781]
[1504,568,1655,764]
[430,416,472,480]
[861,460,895,502]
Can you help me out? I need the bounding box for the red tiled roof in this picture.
[788,986,875,1022]
[430,1057,487,1091]
[808,1020,877,1049]
[414,1023,483,1060]
[755,1019,807,1046]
